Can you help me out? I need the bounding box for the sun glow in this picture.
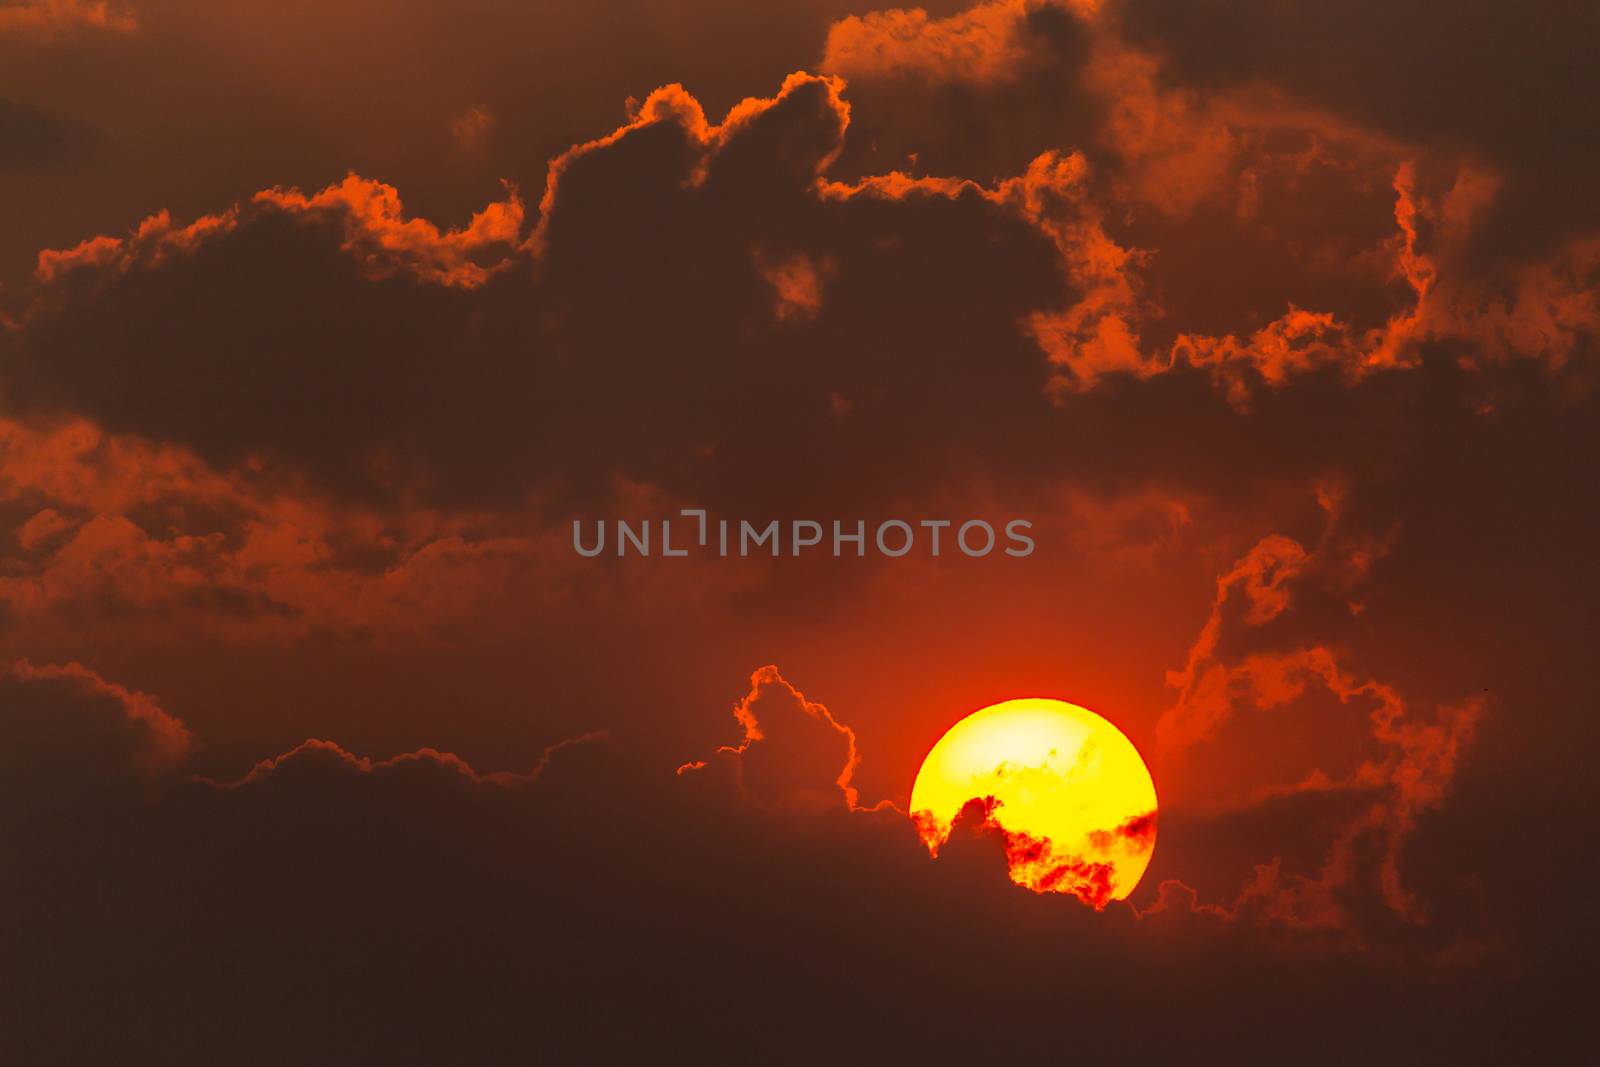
[910,698,1158,907]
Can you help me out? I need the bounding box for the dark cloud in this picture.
[823,2,1600,386]
[5,67,1591,534]
[0,658,191,799]
[0,0,872,290]
[824,0,1101,181]
[679,663,867,812]
[1116,0,1600,261]
[1,75,1075,513]
[0,658,1584,1063]
[0,97,94,169]
[0,658,192,884]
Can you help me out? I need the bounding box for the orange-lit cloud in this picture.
[823,0,1040,84]
[201,731,608,792]
[10,58,1589,460]
[818,149,1149,393]
[0,0,133,36]
[1156,493,1484,942]
[818,0,1600,398]
[31,174,524,295]
[528,72,852,260]
[2,649,606,802]
[679,664,871,813]
[0,415,583,644]
[753,247,831,323]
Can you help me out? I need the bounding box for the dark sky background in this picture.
[2,1,1596,1062]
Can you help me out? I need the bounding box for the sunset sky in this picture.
[2,1,1596,1062]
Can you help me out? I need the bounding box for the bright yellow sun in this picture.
[910,698,1158,907]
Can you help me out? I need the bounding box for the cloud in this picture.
[1116,0,1600,259]
[5,58,1588,541]
[2,657,1555,1063]
[752,247,831,323]
[1155,494,1484,945]
[0,73,1073,512]
[819,1,1600,397]
[683,643,1479,946]
[0,414,595,645]
[28,172,524,293]
[1,64,1592,686]
[449,104,495,156]
[0,658,192,793]
[823,0,1042,83]
[0,97,94,169]
[0,0,134,37]
[201,730,608,793]
[679,663,870,812]
[0,6,1591,1060]
[928,795,1125,909]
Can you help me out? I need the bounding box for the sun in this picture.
[910,698,1158,907]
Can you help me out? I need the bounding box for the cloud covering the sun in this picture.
[0,639,1508,1063]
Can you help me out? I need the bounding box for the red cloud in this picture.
[0,414,599,645]
[1091,809,1158,850]
[0,0,134,37]
[823,0,1044,83]
[0,658,193,785]
[679,664,873,813]
[1155,490,1484,941]
[528,72,852,260]
[819,0,1600,397]
[938,795,1122,910]
[30,174,523,298]
[752,247,831,323]
[201,731,607,792]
